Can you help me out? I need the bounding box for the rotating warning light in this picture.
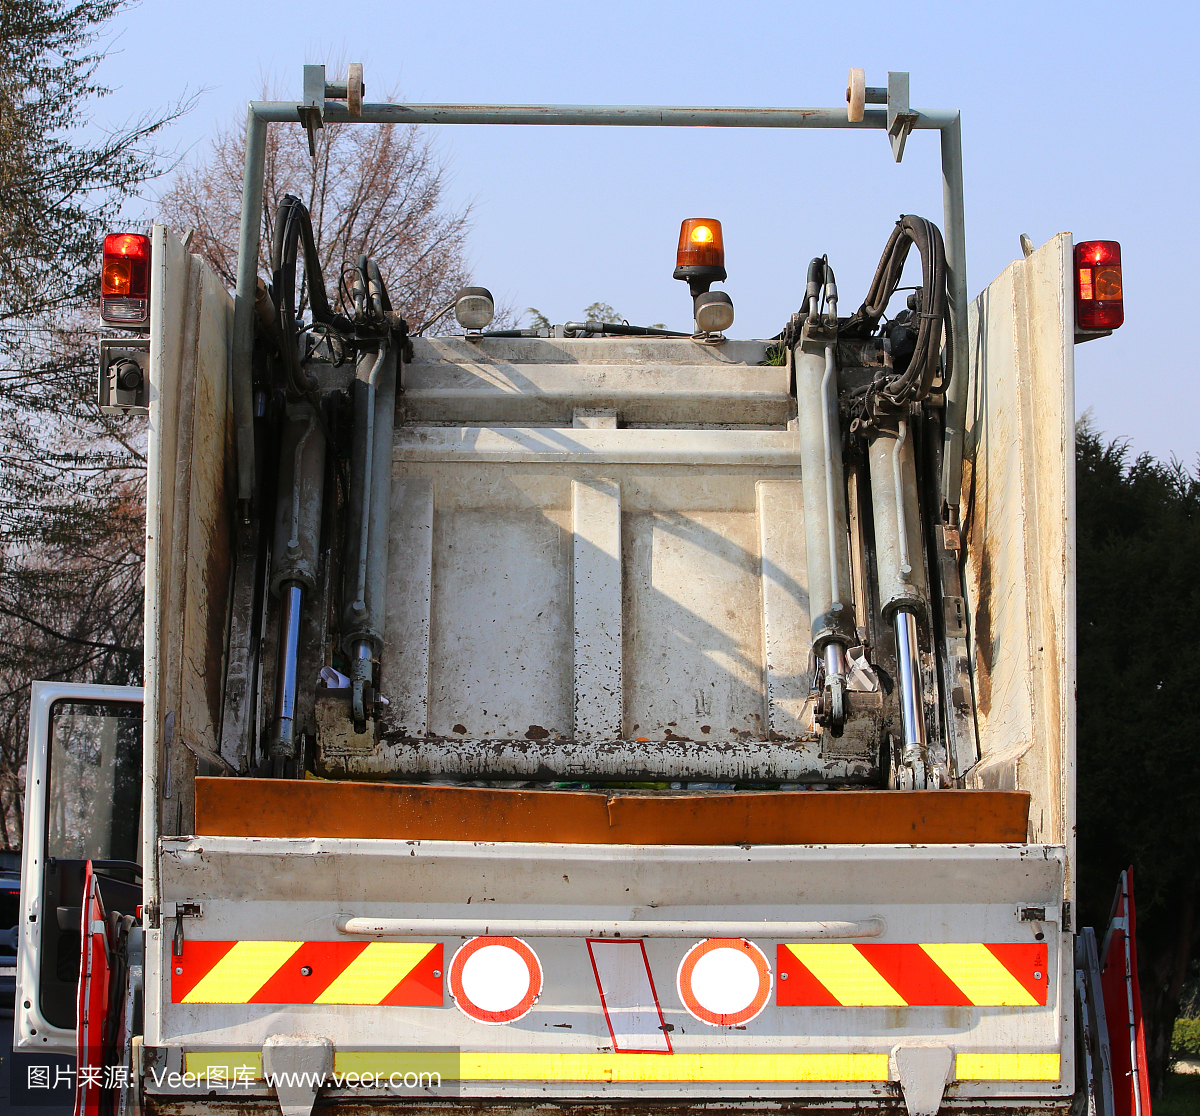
[676,938,771,1027]
[676,218,725,270]
[101,233,151,327]
[1075,240,1123,331]
[449,936,542,1025]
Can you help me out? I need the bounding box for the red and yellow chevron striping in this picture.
[171,941,443,1006]
[776,943,1047,1007]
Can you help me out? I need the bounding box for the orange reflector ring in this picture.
[776,942,1048,1006]
[449,936,543,1025]
[677,938,772,1026]
[102,259,132,295]
[676,218,724,269]
[171,940,443,1005]
[1094,266,1122,300]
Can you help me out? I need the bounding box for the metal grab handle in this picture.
[336,916,886,939]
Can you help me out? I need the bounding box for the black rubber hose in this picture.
[843,215,948,406]
[271,194,353,332]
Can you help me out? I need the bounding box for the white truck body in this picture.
[16,77,1087,1115]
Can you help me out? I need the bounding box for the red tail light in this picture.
[1075,240,1123,331]
[101,233,151,327]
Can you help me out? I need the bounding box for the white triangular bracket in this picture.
[262,1035,333,1116]
[890,1043,954,1116]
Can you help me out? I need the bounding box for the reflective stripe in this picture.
[184,1052,264,1078]
[777,942,1048,1007]
[434,1052,887,1082]
[173,940,442,1005]
[921,943,1039,1007]
[955,1052,1061,1080]
[184,1050,1061,1084]
[314,943,434,1006]
[180,941,302,1004]
[784,944,906,1006]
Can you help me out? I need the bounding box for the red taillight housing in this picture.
[101,233,151,327]
[1075,239,1123,331]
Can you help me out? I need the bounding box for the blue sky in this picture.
[93,0,1196,462]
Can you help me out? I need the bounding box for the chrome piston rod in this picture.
[272,581,304,761]
[893,607,926,755]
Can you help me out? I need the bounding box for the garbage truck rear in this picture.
[15,67,1129,1115]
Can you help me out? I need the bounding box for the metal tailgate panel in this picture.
[150,838,1071,1102]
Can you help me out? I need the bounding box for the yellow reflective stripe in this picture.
[184,1052,263,1079]
[314,943,432,1005]
[181,942,302,1004]
[955,1052,1061,1081]
[784,944,906,1006]
[184,1051,1058,1085]
[920,943,1038,1007]
[456,1053,887,1082]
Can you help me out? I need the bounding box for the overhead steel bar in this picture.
[231,91,968,510]
[249,100,957,129]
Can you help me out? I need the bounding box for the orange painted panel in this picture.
[194,779,1029,845]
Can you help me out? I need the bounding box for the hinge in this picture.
[163,901,203,957]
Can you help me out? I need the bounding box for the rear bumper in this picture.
[148,838,1072,1107]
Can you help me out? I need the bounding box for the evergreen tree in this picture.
[1075,420,1200,1096]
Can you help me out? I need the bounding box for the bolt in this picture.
[175,967,183,975]
[1034,971,1042,980]
[433,970,442,978]
[780,972,789,980]
[301,965,313,976]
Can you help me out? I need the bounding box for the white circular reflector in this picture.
[676,938,771,1026]
[449,936,542,1025]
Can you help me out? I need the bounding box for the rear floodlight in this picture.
[694,290,735,334]
[455,286,495,331]
[101,233,151,327]
[1075,240,1123,331]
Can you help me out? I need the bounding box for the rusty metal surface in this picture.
[192,779,1031,844]
[318,734,871,783]
[960,234,1074,860]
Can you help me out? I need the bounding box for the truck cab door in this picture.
[15,681,143,1052]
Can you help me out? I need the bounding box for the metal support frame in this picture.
[230,72,970,515]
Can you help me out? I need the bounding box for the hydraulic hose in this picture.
[843,215,949,408]
[271,195,352,332]
[270,196,353,401]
